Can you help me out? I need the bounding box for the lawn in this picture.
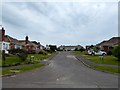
[73,51,120,74]
[83,55,119,65]
[1,53,52,66]
[3,56,21,66]
[2,63,44,76]
[95,66,120,74]
[1,53,52,76]
[28,54,50,61]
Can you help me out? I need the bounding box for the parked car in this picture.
[88,50,107,56]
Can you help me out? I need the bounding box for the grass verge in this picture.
[94,66,120,74]
[73,51,120,74]
[1,64,44,76]
[83,55,119,65]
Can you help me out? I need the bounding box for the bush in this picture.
[79,48,85,52]
[9,49,28,61]
[107,51,112,55]
[17,52,28,61]
[27,50,35,54]
[112,45,120,61]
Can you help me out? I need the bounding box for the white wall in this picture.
[0,41,10,50]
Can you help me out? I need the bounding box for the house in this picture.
[0,26,44,54]
[58,45,83,51]
[0,27,23,53]
[0,27,10,53]
[96,37,120,53]
[19,36,39,51]
[31,41,45,50]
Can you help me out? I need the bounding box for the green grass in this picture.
[1,53,52,66]
[73,51,120,74]
[28,54,50,61]
[3,55,21,66]
[1,53,53,76]
[95,66,120,74]
[83,55,119,65]
[2,64,44,75]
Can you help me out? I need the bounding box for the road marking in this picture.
[66,55,77,60]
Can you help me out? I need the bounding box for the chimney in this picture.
[1,27,5,41]
[25,36,29,44]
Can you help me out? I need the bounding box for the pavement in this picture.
[2,51,119,88]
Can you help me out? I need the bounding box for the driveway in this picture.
[2,51,118,88]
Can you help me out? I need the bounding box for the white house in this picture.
[0,41,10,53]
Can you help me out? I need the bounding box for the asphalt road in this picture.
[2,51,119,88]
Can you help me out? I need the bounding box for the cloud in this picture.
[1,2,118,46]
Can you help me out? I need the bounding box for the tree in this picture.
[112,45,120,61]
[49,45,57,52]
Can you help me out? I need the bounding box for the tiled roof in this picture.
[19,40,38,47]
[5,35,23,45]
[96,37,120,46]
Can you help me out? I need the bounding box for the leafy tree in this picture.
[79,48,85,52]
[112,45,120,61]
[74,48,78,51]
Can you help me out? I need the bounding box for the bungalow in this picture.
[0,27,23,53]
[58,45,83,51]
[0,26,44,54]
[96,37,120,53]
[19,36,45,53]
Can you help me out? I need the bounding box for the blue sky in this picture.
[1,0,118,47]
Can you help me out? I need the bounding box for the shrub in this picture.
[17,52,28,61]
[9,49,28,61]
[79,48,85,52]
[107,51,112,55]
[112,45,120,61]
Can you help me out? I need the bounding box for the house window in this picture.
[3,43,6,49]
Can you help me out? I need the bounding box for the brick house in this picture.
[0,27,43,53]
[58,45,83,51]
[96,37,120,53]
[19,36,44,53]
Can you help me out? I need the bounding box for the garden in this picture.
[73,45,120,74]
[0,48,54,76]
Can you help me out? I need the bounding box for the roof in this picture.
[96,37,120,47]
[19,40,38,47]
[59,45,83,48]
[4,35,23,45]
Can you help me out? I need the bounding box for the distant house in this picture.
[4,35,23,49]
[19,36,39,51]
[31,41,45,50]
[0,27,24,54]
[0,26,44,54]
[96,37,120,53]
[58,45,83,51]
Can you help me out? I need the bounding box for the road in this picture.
[2,51,118,88]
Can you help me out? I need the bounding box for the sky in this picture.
[0,0,119,47]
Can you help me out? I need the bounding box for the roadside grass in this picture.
[73,51,120,74]
[94,66,120,74]
[2,64,44,76]
[1,53,52,66]
[28,54,50,61]
[3,56,21,66]
[83,55,119,65]
[1,52,53,76]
